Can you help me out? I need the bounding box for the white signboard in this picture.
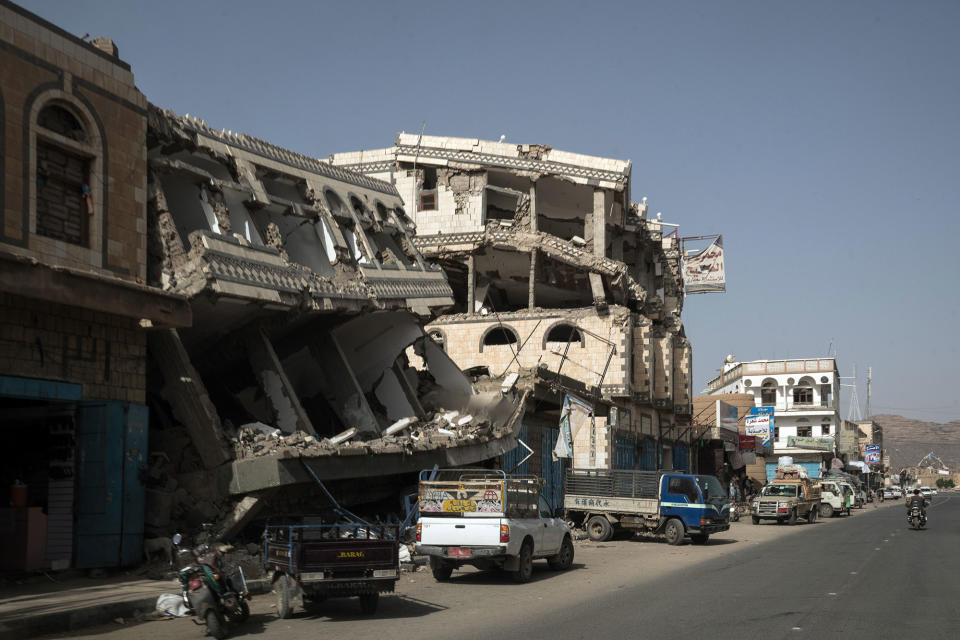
[745,413,770,436]
[683,237,726,294]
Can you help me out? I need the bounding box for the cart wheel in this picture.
[276,574,294,619]
[359,592,379,615]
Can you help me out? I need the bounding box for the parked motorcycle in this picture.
[907,505,927,530]
[172,533,250,639]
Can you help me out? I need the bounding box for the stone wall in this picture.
[429,307,632,393]
[0,292,146,403]
[0,4,148,279]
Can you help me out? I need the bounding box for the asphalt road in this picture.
[42,495,959,640]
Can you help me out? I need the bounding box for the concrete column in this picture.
[148,329,232,469]
[246,326,317,435]
[529,182,538,233]
[467,254,476,314]
[528,249,537,310]
[593,189,608,257]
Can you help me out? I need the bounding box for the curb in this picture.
[0,596,157,640]
[0,579,271,640]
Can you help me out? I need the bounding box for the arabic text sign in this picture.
[683,237,726,294]
[744,414,769,436]
[738,435,756,451]
[864,443,881,464]
[748,406,775,446]
[787,436,835,452]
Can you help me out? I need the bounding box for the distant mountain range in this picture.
[873,414,960,472]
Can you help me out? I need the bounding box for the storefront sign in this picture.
[738,435,756,451]
[865,443,881,464]
[747,406,775,446]
[787,436,835,452]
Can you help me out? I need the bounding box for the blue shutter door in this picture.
[504,423,531,476]
[615,437,635,470]
[540,427,564,512]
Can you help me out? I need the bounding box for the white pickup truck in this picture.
[415,469,574,583]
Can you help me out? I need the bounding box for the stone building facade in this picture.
[332,136,694,501]
[0,1,190,571]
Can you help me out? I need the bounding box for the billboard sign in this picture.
[738,435,756,451]
[683,236,726,294]
[747,406,775,445]
[864,443,881,464]
[716,400,738,433]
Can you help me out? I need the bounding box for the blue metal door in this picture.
[639,438,656,470]
[615,437,635,469]
[674,445,690,472]
[75,402,148,568]
[504,422,530,476]
[540,427,564,512]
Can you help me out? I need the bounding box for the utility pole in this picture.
[866,366,872,419]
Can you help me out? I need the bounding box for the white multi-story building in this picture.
[706,358,840,478]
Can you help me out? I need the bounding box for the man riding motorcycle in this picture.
[906,489,929,518]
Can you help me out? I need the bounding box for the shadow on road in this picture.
[283,593,448,623]
[434,563,586,587]
[227,612,269,636]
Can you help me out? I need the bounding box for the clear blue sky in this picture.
[21,0,960,422]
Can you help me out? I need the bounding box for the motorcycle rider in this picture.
[906,489,929,519]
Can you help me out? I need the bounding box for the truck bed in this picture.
[565,469,661,499]
[264,522,399,588]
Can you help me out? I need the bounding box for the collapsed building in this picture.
[144,114,525,541]
[332,136,695,509]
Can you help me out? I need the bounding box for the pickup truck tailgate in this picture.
[420,517,501,546]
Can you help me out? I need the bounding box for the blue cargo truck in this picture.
[563,469,731,545]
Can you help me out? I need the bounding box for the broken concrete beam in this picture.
[245,326,317,436]
[149,329,233,469]
[216,491,274,542]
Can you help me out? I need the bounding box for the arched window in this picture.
[324,189,348,219]
[35,102,97,247]
[760,379,777,406]
[543,323,584,348]
[480,326,519,352]
[793,377,814,405]
[350,196,367,218]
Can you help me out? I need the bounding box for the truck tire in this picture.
[547,536,574,570]
[664,518,685,546]
[430,557,453,581]
[787,508,797,525]
[275,574,294,619]
[359,593,379,615]
[807,507,818,524]
[586,515,613,542]
[751,515,760,525]
[820,503,834,518]
[511,542,534,583]
[689,533,709,545]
